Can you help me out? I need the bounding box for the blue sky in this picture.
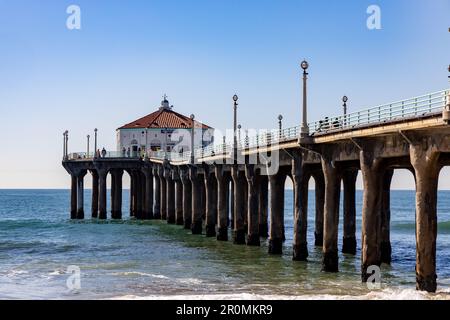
[0,0,449,188]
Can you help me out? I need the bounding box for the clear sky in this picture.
[0,0,449,189]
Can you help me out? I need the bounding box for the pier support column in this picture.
[143,167,154,220]
[165,168,175,224]
[360,149,384,282]
[76,171,87,219]
[215,165,228,241]
[129,170,135,217]
[98,169,108,220]
[243,181,248,234]
[91,170,99,218]
[204,167,217,237]
[321,156,341,272]
[292,151,309,261]
[410,141,440,292]
[231,166,246,244]
[174,170,184,225]
[190,166,203,234]
[111,169,123,219]
[258,175,269,238]
[381,169,394,264]
[342,169,358,255]
[158,167,167,220]
[268,172,285,254]
[313,171,325,247]
[153,167,161,219]
[133,171,142,219]
[230,182,234,228]
[180,167,192,229]
[245,165,260,246]
[70,174,77,219]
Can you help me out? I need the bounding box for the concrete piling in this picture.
[91,170,99,218]
[98,169,108,220]
[313,171,324,247]
[111,169,123,219]
[165,168,176,224]
[292,152,309,261]
[342,169,358,255]
[180,167,192,229]
[258,175,269,238]
[143,167,154,220]
[380,169,393,264]
[215,165,229,241]
[76,171,86,219]
[321,156,341,272]
[190,166,203,234]
[231,166,246,244]
[204,167,217,237]
[153,167,161,219]
[70,175,77,219]
[159,167,167,220]
[174,170,184,225]
[245,165,260,246]
[410,139,440,292]
[360,149,384,281]
[269,172,285,254]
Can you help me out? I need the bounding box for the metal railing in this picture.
[67,89,449,162]
[309,89,448,134]
[67,151,143,160]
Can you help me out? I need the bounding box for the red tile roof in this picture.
[118,108,213,130]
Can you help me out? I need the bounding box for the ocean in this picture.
[0,189,449,300]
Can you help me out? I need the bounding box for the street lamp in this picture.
[300,60,309,137]
[342,95,348,127]
[278,114,283,139]
[237,124,242,148]
[190,114,195,164]
[144,128,149,159]
[65,130,69,159]
[63,131,67,159]
[232,94,238,161]
[87,135,90,157]
[94,128,98,157]
[245,129,249,148]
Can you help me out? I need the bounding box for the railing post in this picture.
[415,98,418,116]
[429,94,432,112]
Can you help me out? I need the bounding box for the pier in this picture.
[63,64,450,293]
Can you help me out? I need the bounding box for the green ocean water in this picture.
[0,189,449,300]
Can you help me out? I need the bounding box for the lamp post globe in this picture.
[301,60,309,71]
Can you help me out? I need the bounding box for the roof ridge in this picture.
[118,106,213,130]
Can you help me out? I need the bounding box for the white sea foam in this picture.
[6,270,28,278]
[111,272,170,279]
[111,288,450,300]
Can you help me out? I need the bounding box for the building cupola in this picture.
[159,94,172,110]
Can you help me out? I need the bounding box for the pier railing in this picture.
[309,89,448,134]
[67,89,449,162]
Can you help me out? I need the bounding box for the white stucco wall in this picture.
[117,128,214,153]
